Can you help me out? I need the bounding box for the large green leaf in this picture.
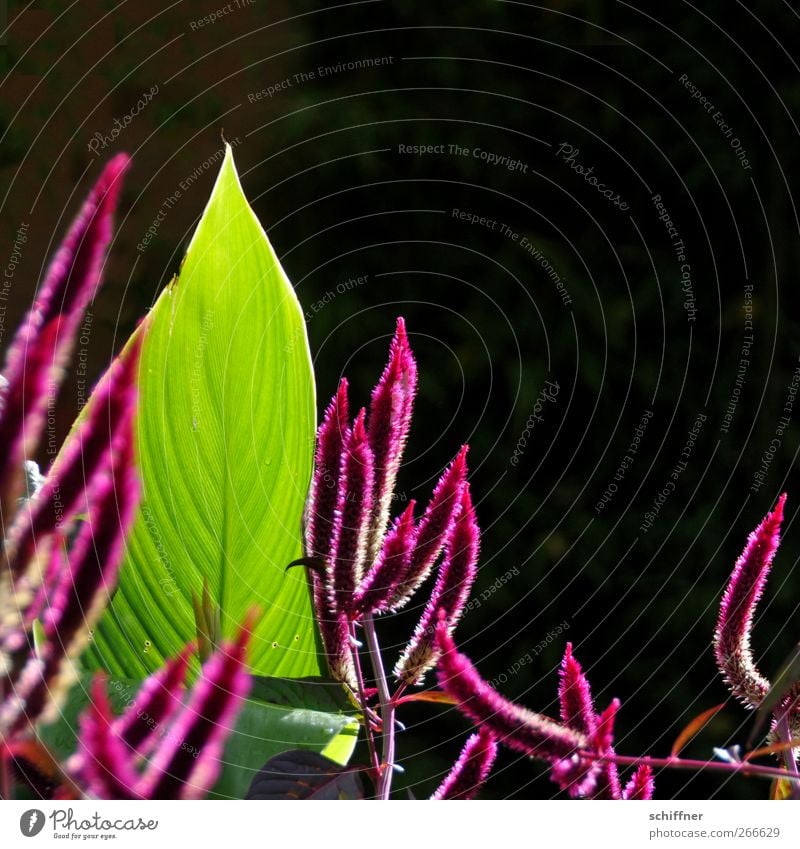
[86,145,321,678]
[39,676,359,800]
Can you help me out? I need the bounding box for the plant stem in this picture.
[363,613,396,800]
[350,621,380,778]
[585,750,800,785]
[774,708,800,799]
[0,753,9,800]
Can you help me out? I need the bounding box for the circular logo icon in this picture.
[19,810,46,837]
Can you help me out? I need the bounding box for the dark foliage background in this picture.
[2,0,800,800]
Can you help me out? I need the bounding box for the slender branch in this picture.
[363,613,396,799]
[774,707,800,799]
[583,749,800,785]
[0,746,10,800]
[350,621,380,778]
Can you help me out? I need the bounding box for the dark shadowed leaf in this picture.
[250,676,354,714]
[246,750,365,800]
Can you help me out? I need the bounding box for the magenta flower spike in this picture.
[622,764,655,800]
[305,378,349,564]
[41,441,138,654]
[385,446,469,611]
[714,494,786,708]
[328,408,374,614]
[559,643,597,737]
[354,500,417,615]
[77,676,144,800]
[591,698,622,800]
[0,154,129,514]
[366,317,417,560]
[1,435,139,736]
[7,335,142,582]
[555,644,625,798]
[73,623,251,800]
[395,486,480,685]
[553,643,604,797]
[302,380,357,687]
[431,726,498,800]
[113,646,193,756]
[434,616,587,760]
[134,619,252,799]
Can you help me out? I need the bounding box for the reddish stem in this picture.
[350,620,380,779]
[584,750,800,785]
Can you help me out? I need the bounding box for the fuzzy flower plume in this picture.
[395,486,479,685]
[74,618,252,799]
[432,726,498,800]
[365,316,417,562]
[0,154,129,518]
[622,764,655,800]
[1,158,139,746]
[303,319,471,687]
[714,494,786,708]
[434,619,587,763]
[435,622,653,799]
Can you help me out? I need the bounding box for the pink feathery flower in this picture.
[557,645,624,798]
[305,379,349,563]
[76,676,143,799]
[0,154,129,514]
[328,409,374,614]
[714,494,786,708]
[302,380,356,686]
[365,317,417,561]
[134,619,253,799]
[395,486,480,685]
[435,618,632,798]
[431,726,498,800]
[2,435,139,736]
[74,624,251,799]
[559,643,597,737]
[434,616,587,760]
[622,764,655,800]
[591,698,622,800]
[6,336,141,584]
[385,446,469,611]
[113,646,193,756]
[0,156,137,752]
[552,644,604,797]
[354,501,417,615]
